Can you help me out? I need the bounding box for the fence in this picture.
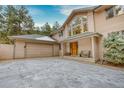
[0,44,14,60]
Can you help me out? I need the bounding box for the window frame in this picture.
[59,30,63,37]
[106,5,124,19]
[106,6,115,19]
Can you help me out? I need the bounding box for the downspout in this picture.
[93,11,96,32]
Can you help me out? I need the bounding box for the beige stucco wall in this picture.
[53,12,96,41]
[78,38,92,56]
[15,40,25,59]
[87,12,95,32]
[94,10,124,60]
[0,40,59,60]
[15,40,59,58]
[52,34,60,42]
[97,37,104,60]
[62,38,93,57]
[0,44,14,60]
[91,37,100,61]
[53,44,59,56]
[95,11,124,37]
[63,25,68,39]
[53,7,124,61]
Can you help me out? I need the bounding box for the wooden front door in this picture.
[70,42,78,56]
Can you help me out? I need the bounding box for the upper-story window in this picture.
[106,5,124,19]
[59,30,63,37]
[72,17,81,27]
[108,30,124,36]
[68,16,88,36]
[82,16,88,32]
[72,25,81,35]
[122,30,124,35]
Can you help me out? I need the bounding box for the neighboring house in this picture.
[9,34,59,59]
[51,5,124,62]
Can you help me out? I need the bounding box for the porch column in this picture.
[60,42,64,57]
[70,25,73,36]
[66,42,70,53]
[99,37,104,61]
[91,37,97,62]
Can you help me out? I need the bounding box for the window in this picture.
[121,30,124,35]
[106,7,114,18]
[106,5,124,19]
[72,17,81,27]
[83,22,88,32]
[108,30,124,36]
[59,30,63,37]
[68,15,88,36]
[72,26,81,35]
[117,30,124,35]
[115,6,124,15]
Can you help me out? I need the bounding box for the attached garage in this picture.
[25,43,53,58]
[9,34,59,59]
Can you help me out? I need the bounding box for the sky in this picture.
[26,5,91,27]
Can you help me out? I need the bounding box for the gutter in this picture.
[94,5,102,10]
[9,37,59,44]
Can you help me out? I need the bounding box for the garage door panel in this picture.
[26,43,53,58]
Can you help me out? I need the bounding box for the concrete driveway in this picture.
[0,57,124,88]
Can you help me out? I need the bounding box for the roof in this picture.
[51,6,98,36]
[51,5,113,36]
[50,6,99,36]
[9,34,56,42]
[61,6,98,29]
[94,5,112,12]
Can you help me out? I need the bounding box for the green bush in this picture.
[104,32,124,64]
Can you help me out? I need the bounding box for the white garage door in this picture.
[26,43,53,58]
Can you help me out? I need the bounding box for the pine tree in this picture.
[41,22,52,35]
[104,32,124,64]
[52,21,60,32]
[0,5,35,44]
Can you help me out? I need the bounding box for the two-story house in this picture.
[51,5,124,62]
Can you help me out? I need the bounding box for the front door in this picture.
[70,42,78,56]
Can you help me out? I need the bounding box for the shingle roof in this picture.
[9,34,56,42]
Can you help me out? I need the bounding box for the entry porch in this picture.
[60,32,102,62]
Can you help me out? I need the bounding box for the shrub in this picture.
[104,32,124,64]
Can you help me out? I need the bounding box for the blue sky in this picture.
[26,5,91,27]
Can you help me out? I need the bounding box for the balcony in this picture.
[65,32,102,41]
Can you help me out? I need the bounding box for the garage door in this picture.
[26,43,53,58]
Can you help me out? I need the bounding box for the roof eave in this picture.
[61,6,99,30]
[64,32,102,41]
[94,5,113,12]
[8,36,59,44]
